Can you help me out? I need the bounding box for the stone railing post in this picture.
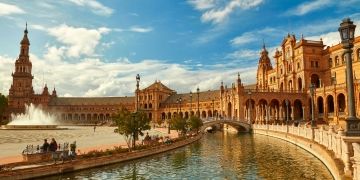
[352,143,360,180]
[342,139,353,176]
[336,129,345,159]
[328,126,336,151]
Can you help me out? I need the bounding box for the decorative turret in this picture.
[52,87,57,97]
[42,84,49,96]
[256,43,273,90]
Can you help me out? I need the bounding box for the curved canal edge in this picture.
[252,128,346,180]
[0,133,203,180]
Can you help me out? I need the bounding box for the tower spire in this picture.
[25,22,28,34]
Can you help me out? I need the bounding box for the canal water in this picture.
[50,132,333,180]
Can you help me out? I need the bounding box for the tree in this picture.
[113,108,151,150]
[0,95,8,124]
[187,115,203,132]
[170,114,187,136]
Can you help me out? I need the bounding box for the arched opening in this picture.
[297,77,302,91]
[208,110,212,118]
[179,112,183,118]
[149,112,152,120]
[227,102,232,118]
[288,80,293,90]
[149,103,152,109]
[280,82,284,92]
[327,95,335,114]
[214,110,218,118]
[201,111,206,118]
[337,93,346,113]
[269,99,280,123]
[317,97,324,114]
[185,112,189,119]
[144,104,148,109]
[282,100,291,122]
[294,99,303,121]
[161,112,166,120]
[311,74,320,88]
[167,112,171,119]
[258,99,268,123]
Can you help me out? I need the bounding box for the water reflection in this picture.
[48,132,333,180]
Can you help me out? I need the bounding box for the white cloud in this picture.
[188,0,216,10]
[226,49,258,59]
[47,24,110,58]
[306,20,360,47]
[0,53,257,97]
[67,0,113,16]
[129,27,153,33]
[189,0,263,24]
[230,27,284,46]
[286,0,331,16]
[0,2,25,16]
[230,32,256,46]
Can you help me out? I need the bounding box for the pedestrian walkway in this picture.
[0,126,178,165]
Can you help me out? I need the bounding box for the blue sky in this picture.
[0,0,360,97]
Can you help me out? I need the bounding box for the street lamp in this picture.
[179,97,182,113]
[197,87,200,118]
[338,18,360,135]
[136,74,140,111]
[310,83,316,128]
[176,99,179,113]
[248,90,252,124]
[190,91,192,116]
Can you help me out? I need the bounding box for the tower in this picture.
[8,24,35,113]
[256,43,273,90]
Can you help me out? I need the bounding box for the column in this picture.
[302,106,306,122]
[279,106,283,122]
[291,106,294,121]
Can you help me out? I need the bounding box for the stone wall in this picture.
[253,124,360,180]
[0,134,202,180]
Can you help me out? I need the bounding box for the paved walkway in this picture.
[0,126,178,165]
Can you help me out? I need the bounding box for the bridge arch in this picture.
[201,119,251,132]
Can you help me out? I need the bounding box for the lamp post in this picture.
[338,18,360,135]
[310,83,316,128]
[248,90,252,124]
[131,112,136,148]
[190,91,192,116]
[168,104,170,134]
[136,74,140,111]
[285,99,289,133]
[176,99,179,113]
[197,87,200,118]
[179,97,182,114]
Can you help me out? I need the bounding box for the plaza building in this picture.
[3,25,360,128]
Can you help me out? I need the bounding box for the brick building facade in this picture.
[3,25,360,128]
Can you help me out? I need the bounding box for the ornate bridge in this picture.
[201,118,251,132]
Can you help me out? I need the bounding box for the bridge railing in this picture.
[253,124,360,179]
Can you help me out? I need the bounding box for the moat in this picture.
[48,132,333,179]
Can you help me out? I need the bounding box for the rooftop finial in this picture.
[262,39,265,50]
[24,22,28,34]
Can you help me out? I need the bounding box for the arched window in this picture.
[328,58,333,68]
[342,54,346,64]
[335,56,339,66]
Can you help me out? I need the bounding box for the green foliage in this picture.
[0,95,8,124]
[170,115,187,135]
[113,107,151,150]
[187,115,203,131]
